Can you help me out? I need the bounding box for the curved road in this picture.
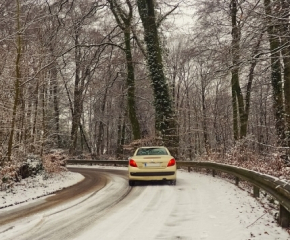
[0,168,130,239]
[0,168,114,225]
[0,167,288,240]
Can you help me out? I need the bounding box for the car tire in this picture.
[129,180,135,186]
[171,180,176,185]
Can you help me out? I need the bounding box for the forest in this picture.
[1,0,290,180]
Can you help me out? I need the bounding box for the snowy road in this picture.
[0,167,289,240]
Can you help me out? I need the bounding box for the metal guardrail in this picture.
[67,159,128,165]
[67,159,290,228]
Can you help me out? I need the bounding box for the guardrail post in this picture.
[212,169,216,177]
[235,177,239,186]
[279,205,290,228]
[188,166,191,172]
[253,186,259,198]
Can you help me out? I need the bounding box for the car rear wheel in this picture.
[170,180,176,185]
[129,180,135,186]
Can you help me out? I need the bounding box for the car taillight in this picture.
[167,158,176,167]
[129,159,138,167]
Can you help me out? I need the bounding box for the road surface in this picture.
[0,167,288,240]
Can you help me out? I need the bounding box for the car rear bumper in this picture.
[130,171,175,176]
[128,167,176,181]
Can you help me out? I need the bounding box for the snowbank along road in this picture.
[0,166,289,240]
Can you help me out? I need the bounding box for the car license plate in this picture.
[145,162,160,167]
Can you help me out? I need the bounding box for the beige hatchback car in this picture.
[128,146,177,186]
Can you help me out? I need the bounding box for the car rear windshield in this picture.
[136,148,168,156]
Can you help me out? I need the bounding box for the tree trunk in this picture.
[109,0,141,140]
[137,0,178,155]
[40,80,46,156]
[230,0,246,140]
[51,62,61,147]
[124,29,141,140]
[264,0,286,145]
[245,33,263,129]
[201,81,210,155]
[280,0,290,148]
[116,115,124,158]
[70,31,84,155]
[7,0,22,163]
[97,120,104,155]
[79,124,91,153]
[32,80,39,147]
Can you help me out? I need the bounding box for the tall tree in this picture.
[137,0,178,154]
[230,0,246,140]
[108,0,141,140]
[264,0,286,145]
[64,1,106,154]
[7,0,22,162]
[279,0,290,148]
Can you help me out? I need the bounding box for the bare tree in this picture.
[6,0,22,163]
[264,0,285,145]
[108,0,141,140]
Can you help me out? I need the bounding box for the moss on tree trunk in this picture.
[137,0,178,155]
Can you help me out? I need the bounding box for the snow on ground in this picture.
[0,171,84,209]
[74,167,290,240]
[0,166,289,240]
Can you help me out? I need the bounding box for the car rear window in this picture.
[136,148,168,155]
